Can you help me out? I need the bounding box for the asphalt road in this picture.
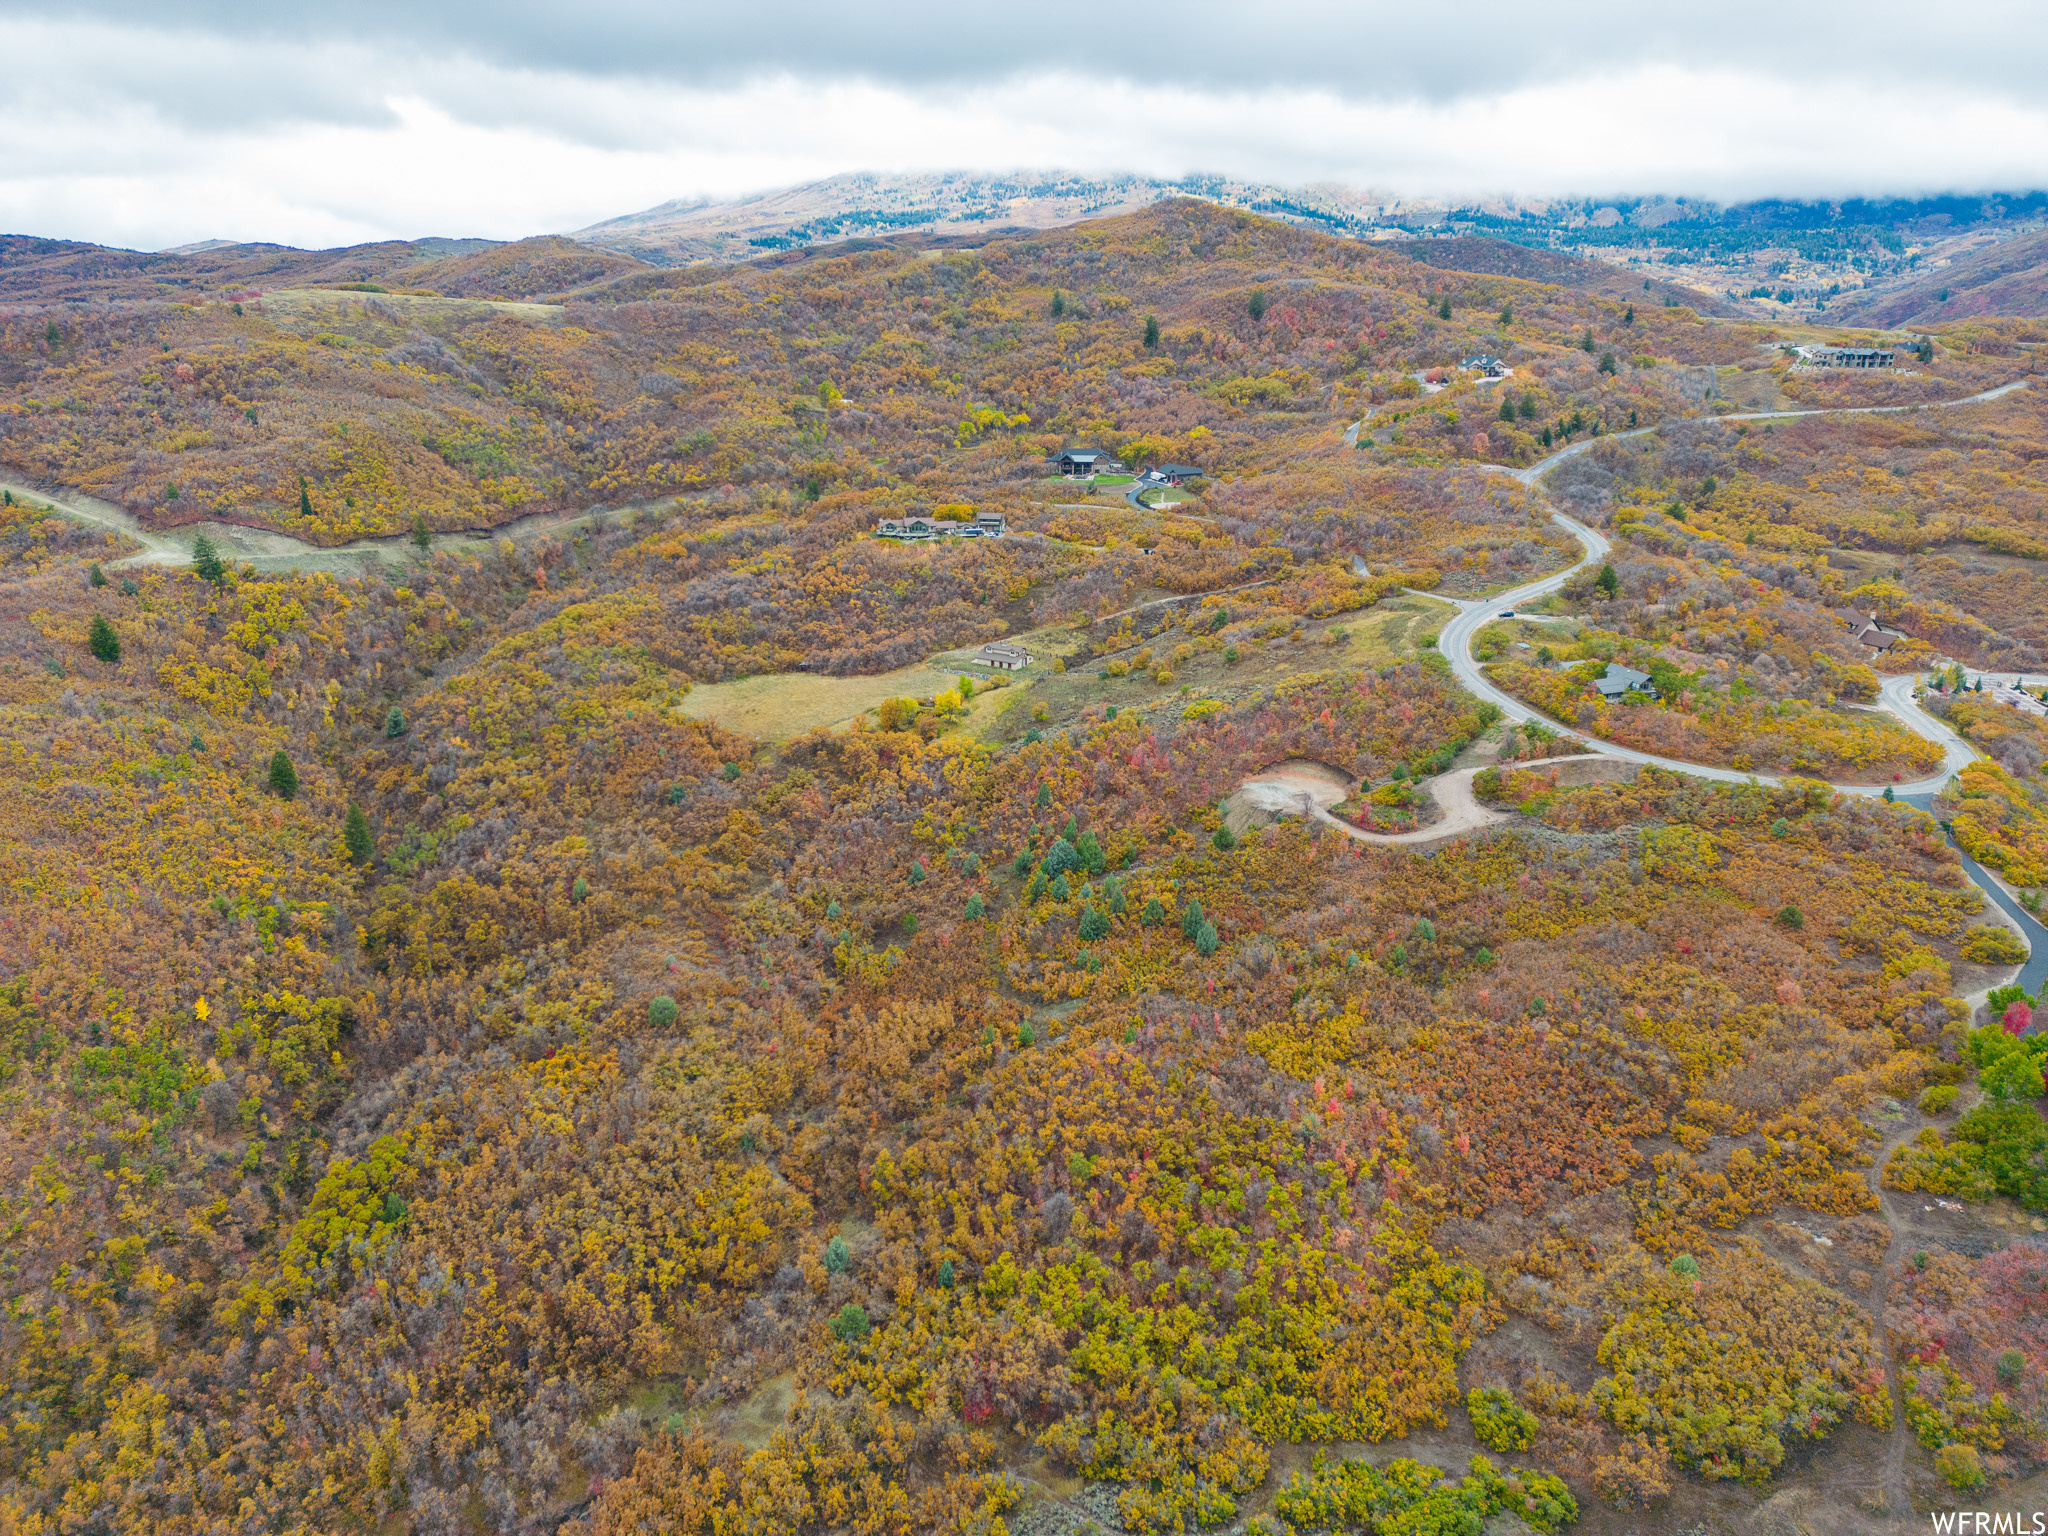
[1428,375,2041,994]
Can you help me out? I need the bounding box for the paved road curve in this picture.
[1427,376,2045,985]
[1442,379,2032,798]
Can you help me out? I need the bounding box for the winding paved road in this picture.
[1418,376,2048,984]
[1439,378,2031,799]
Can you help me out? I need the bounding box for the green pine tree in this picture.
[411,513,431,552]
[87,614,120,663]
[1212,825,1236,851]
[299,478,313,518]
[88,563,107,587]
[1519,395,1536,419]
[1181,897,1204,939]
[1580,328,1596,352]
[1195,921,1219,957]
[1050,291,1065,317]
[385,705,407,738]
[1595,563,1620,597]
[1076,829,1106,876]
[1437,296,1452,319]
[1079,905,1109,941]
[1141,896,1164,926]
[343,802,374,864]
[267,750,298,800]
[1049,872,1071,901]
[1540,425,1553,447]
[190,534,226,584]
[1499,395,1515,422]
[1248,289,1267,320]
[1143,314,1160,350]
[964,894,985,920]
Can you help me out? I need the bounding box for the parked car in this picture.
[1498,609,1515,618]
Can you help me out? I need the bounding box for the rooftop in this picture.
[1593,663,1656,696]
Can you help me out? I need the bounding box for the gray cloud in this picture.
[0,3,2043,249]
[9,0,2047,111]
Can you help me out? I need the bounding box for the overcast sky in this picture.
[3,1,2044,250]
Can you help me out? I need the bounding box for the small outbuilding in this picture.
[977,642,1033,671]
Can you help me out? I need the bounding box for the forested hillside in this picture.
[3,201,1833,545]
[1,202,2047,1534]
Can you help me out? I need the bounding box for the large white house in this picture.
[876,511,1008,541]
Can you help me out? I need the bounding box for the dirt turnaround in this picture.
[1232,753,1638,848]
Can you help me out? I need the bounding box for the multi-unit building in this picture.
[875,511,1008,540]
[1801,346,1898,369]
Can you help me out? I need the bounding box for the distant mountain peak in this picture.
[569,170,1411,265]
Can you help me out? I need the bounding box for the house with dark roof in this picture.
[1806,346,1897,369]
[1850,611,1907,653]
[1593,663,1658,699]
[876,511,1008,541]
[1055,448,1117,475]
[1460,354,1508,377]
[1144,462,1205,486]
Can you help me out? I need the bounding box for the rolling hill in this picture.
[0,233,646,305]
[1830,226,2048,327]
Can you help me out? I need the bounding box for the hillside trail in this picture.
[0,473,635,575]
[7,377,2026,577]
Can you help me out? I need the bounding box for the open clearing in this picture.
[675,664,971,741]
[262,287,566,325]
